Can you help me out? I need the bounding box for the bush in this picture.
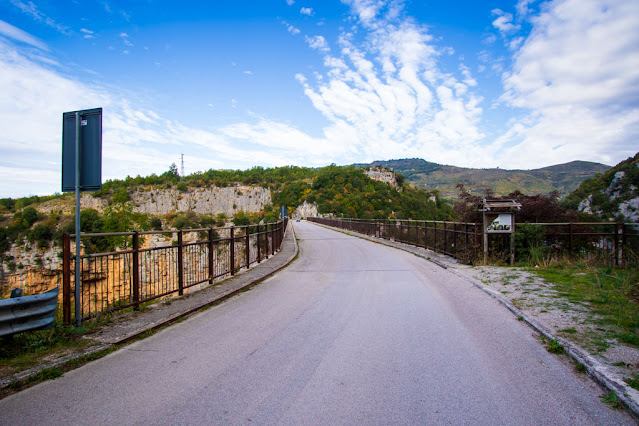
[150,217,162,231]
[111,188,130,204]
[30,223,54,249]
[176,182,188,193]
[515,224,547,262]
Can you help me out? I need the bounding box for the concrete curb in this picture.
[310,222,639,418]
[0,224,299,393]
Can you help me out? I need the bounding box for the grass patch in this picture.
[0,319,110,378]
[625,375,639,391]
[532,264,639,346]
[539,335,565,354]
[600,391,624,410]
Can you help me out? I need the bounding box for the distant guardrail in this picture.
[0,286,59,337]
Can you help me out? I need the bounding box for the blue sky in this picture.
[0,0,637,198]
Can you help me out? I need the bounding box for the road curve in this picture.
[0,221,632,424]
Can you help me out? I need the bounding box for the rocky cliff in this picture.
[36,185,272,216]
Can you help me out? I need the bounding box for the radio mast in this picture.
[181,154,184,177]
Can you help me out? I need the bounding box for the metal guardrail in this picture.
[0,286,59,337]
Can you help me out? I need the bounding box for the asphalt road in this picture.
[0,221,633,424]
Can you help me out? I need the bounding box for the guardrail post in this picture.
[133,232,140,310]
[209,228,215,284]
[178,230,184,295]
[230,227,235,276]
[245,226,250,269]
[63,233,71,324]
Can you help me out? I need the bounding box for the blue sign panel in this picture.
[62,108,102,192]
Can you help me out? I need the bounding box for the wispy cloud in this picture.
[0,20,48,50]
[495,0,639,167]
[80,28,95,39]
[286,0,295,5]
[294,0,486,166]
[120,32,133,47]
[282,21,300,35]
[10,0,70,35]
[305,35,330,52]
[300,7,313,16]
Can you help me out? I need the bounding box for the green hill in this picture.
[562,153,639,222]
[360,158,610,199]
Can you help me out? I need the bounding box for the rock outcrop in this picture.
[37,185,272,216]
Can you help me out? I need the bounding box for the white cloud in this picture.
[496,0,639,167]
[305,35,330,52]
[282,21,301,35]
[120,32,133,47]
[0,20,48,51]
[286,0,295,5]
[300,7,313,16]
[10,0,70,35]
[294,1,487,166]
[81,28,95,39]
[492,9,521,35]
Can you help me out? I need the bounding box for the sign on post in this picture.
[61,107,102,327]
[62,108,102,192]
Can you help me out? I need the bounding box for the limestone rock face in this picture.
[130,186,271,216]
[364,167,400,189]
[294,201,319,218]
[37,185,272,216]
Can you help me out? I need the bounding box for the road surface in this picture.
[0,221,632,424]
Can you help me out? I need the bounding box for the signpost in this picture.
[479,199,521,265]
[62,108,102,326]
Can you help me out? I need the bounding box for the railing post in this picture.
[133,232,140,310]
[622,223,627,268]
[443,222,448,254]
[230,227,235,276]
[614,223,620,266]
[414,222,419,246]
[434,222,438,253]
[257,224,261,264]
[453,222,457,255]
[63,233,71,324]
[424,222,428,250]
[208,228,214,284]
[245,226,250,269]
[569,223,573,257]
[178,230,184,295]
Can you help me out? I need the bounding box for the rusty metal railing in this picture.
[61,220,288,324]
[307,217,481,264]
[307,218,639,267]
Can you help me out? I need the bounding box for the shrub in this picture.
[150,217,162,231]
[111,188,130,204]
[176,182,188,193]
[30,223,54,249]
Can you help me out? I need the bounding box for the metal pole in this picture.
[74,112,82,327]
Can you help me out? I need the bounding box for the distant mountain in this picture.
[357,158,611,199]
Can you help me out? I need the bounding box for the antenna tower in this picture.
[181,154,184,177]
